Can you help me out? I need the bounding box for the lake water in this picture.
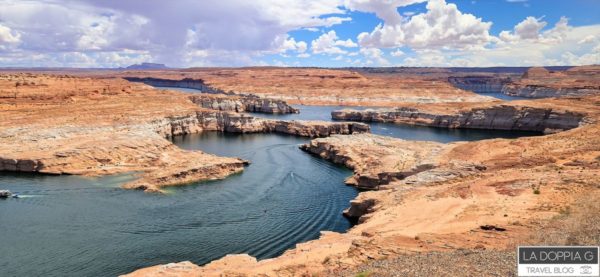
[0,87,541,277]
[0,133,355,277]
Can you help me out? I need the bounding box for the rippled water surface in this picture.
[0,133,356,277]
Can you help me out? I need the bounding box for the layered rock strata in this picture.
[124,77,299,114]
[448,75,513,93]
[123,77,227,94]
[502,66,600,98]
[300,134,443,190]
[332,103,588,133]
[189,94,299,114]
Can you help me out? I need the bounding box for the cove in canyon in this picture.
[0,132,356,277]
[0,106,542,276]
[2,66,600,277]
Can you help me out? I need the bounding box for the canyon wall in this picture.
[188,95,299,114]
[123,77,227,94]
[124,77,299,114]
[153,111,369,138]
[502,85,599,98]
[448,76,512,93]
[332,105,586,133]
[502,66,600,98]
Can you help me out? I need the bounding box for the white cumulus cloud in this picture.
[357,0,493,50]
[311,30,358,54]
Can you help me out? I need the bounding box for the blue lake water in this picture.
[0,133,355,277]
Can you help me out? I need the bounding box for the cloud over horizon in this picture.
[0,0,598,67]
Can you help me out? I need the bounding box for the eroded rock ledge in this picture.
[189,94,299,114]
[124,77,299,114]
[155,111,369,138]
[300,134,444,190]
[502,66,600,98]
[123,77,228,94]
[332,103,587,133]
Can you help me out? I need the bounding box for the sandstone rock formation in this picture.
[502,66,600,98]
[332,105,587,133]
[189,94,299,114]
[331,94,600,133]
[124,77,300,114]
[447,75,513,93]
[301,134,443,190]
[123,77,227,94]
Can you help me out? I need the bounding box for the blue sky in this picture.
[0,0,599,67]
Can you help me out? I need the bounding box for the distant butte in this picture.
[124,62,169,70]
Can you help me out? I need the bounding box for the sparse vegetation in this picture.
[531,183,541,194]
[533,192,600,246]
[355,271,371,277]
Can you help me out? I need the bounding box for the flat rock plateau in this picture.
[2,67,600,276]
[115,67,496,106]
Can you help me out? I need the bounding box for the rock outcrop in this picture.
[300,134,444,190]
[124,77,299,114]
[123,77,227,94]
[502,66,600,98]
[188,94,299,114]
[448,75,513,93]
[332,103,587,133]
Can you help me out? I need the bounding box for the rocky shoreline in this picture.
[124,77,300,114]
[189,94,299,114]
[331,103,587,133]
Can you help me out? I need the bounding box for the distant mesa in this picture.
[522,67,550,79]
[125,63,169,70]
